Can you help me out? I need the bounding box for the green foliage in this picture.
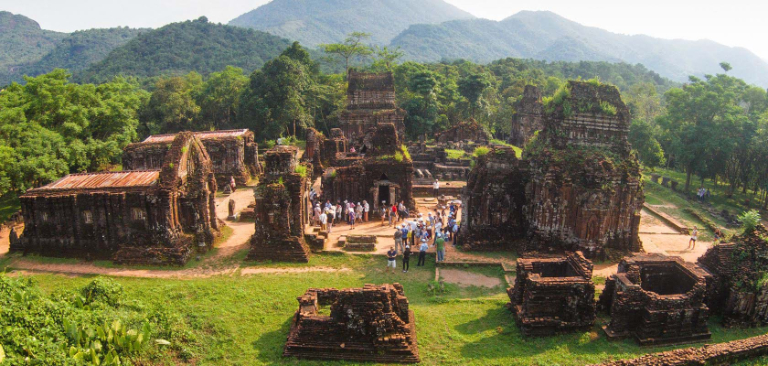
[600,101,617,115]
[472,146,490,158]
[0,12,66,85]
[294,164,308,178]
[0,275,174,365]
[319,32,373,70]
[543,83,572,116]
[629,119,665,169]
[738,210,761,234]
[78,18,291,83]
[445,149,467,160]
[400,145,411,161]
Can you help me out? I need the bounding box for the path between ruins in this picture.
[1,187,349,279]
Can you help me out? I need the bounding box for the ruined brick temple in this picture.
[284,284,420,363]
[123,129,261,186]
[599,254,712,346]
[509,85,544,147]
[460,81,644,258]
[12,132,220,265]
[318,123,415,212]
[698,224,768,327]
[305,74,415,212]
[247,145,311,262]
[339,71,406,142]
[435,119,490,145]
[509,252,596,335]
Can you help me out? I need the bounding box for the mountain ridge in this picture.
[228,0,474,46]
[391,10,768,86]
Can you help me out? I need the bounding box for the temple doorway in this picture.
[379,185,391,205]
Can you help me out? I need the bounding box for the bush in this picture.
[81,277,124,306]
[738,210,761,234]
[294,164,308,178]
[472,146,490,158]
[400,145,411,161]
[445,149,466,160]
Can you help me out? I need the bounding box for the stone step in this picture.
[501,262,516,273]
[505,274,516,286]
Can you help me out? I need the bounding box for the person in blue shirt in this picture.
[417,239,429,266]
[386,247,397,274]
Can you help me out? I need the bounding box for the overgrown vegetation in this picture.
[293,164,308,178]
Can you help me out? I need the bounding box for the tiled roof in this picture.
[31,170,160,192]
[143,129,249,143]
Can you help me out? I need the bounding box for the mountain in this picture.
[391,11,768,87]
[229,0,474,46]
[78,17,292,83]
[0,12,66,80]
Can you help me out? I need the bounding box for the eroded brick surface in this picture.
[599,254,711,346]
[247,145,311,263]
[284,283,420,364]
[509,251,596,335]
[13,132,220,265]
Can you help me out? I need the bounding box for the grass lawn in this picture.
[12,251,768,366]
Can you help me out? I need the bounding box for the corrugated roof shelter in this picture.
[13,132,221,265]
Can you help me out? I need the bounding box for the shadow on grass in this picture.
[251,316,293,364]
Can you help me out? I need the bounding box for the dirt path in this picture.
[2,187,347,279]
[439,268,502,288]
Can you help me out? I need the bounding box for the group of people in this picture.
[386,203,461,274]
[696,187,711,202]
[312,199,370,233]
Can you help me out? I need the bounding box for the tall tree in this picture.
[458,73,492,119]
[319,32,373,71]
[197,66,248,131]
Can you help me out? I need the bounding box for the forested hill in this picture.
[391,11,768,87]
[78,17,292,83]
[0,12,66,82]
[228,0,474,46]
[19,28,145,81]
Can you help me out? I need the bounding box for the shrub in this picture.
[445,149,466,160]
[400,145,411,161]
[600,101,618,116]
[738,210,761,234]
[472,146,490,158]
[394,152,404,163]
[294,164,308,178]
[81,277,123,306]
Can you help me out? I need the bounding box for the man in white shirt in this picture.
[433,179,440,198]
[319,211,328,232]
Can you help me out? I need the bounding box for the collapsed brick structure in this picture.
[698,224,768,327]
[509,85,544,146]
[599,254,712,346]
[12,132,219,265]
[594,333,768,366]
[339,71,406,142]
[247,145,311,263]
[123,129,261,186]
[508,251,596,335]
[284,284,419,364]
[435,119,490,145]
[460,81,644,258]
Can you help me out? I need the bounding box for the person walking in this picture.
[327,206,335,233]
[390,203,397,227]
[380,203,387,226]
[433,179,440,198]
[687,226,698,250]
[394,227,403,253]
[402,245,411,273]
[230,176,237,192]
[363,200,370,222]
[417,239,429,266]
[313,204,321,226]
[349,208,356,230]
[400,224,408,252]
[435,233,446,262]
[386,247,397,274]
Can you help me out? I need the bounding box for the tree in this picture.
[458,73,492,119]
[720,62,733,73]
[140,72,202,134]
[629,119,665,169]
[197,66,248,131]
[319,32,373,71]
[370,46,404,72]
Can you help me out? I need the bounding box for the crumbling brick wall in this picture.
[508,251,596,335]
[599,254,711,346]
[14,132,220,265]
[698,224,768,326]
[339,71,405,141]
[509,85,544,146]
[123,129,260,186]
[248,145,311,262]
[284,283,420,364]
[459,81,644,259]
[435,119,490,144]
[593,333,768,366]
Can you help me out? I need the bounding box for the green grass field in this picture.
[8,251,768,366]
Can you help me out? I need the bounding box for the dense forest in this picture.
[1,38,767,209]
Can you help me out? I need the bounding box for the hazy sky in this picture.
[3,0,767,60]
